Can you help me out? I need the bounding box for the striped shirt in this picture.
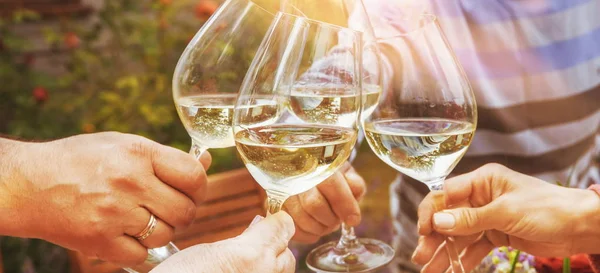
[357,1,600,272]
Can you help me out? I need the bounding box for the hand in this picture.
[1,132,211,267]
[283,162,366,243]
[412,163,600,273]
[150,212,296,273]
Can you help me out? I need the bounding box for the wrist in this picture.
[0,138,45,238]
[572,188,600,254]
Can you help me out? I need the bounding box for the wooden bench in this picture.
[68,168,266,273]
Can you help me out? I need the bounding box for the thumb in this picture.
[432,205,501,236]
[240,212,295,254]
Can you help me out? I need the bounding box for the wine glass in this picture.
[277,1,395,272]
[173,0,275,159]
[125,1,275,272]
[363,14,477,273]
[233,12,361,216]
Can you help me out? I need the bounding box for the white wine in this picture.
[235,125,357,196]
[364,118,474,185]
[287,85,380,126]
[177,94,278,149]
[362,84,382,119]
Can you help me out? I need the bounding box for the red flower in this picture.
[32,86,49,103]
[82,123,96,133]
[535,254,594,273]
[195,0,218,19]
[64,32,81,49]
[159,17,169,29]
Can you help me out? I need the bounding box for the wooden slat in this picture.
[196,193,263,219]
[204,169,258,202]
[176,207,263,240]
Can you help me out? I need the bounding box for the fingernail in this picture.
[345,214,361,226]
[250,215,264,227]
[433,212,455,230]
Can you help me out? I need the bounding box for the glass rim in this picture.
[275,11,363,37]
[376,13,438,40]
[246,0,276,16]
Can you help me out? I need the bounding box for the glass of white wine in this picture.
[125,1,275,272]
[233,12,361,216]
[173,0,275,159]
[363,14,477,273]
[283,1,397,271]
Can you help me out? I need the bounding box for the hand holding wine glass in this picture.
[363,13,477,273]
[126,1,275,271]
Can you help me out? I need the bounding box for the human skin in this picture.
[150,212,296,273]
[284,162,366,243]
[0,132,211,267]
[413,163,600,273]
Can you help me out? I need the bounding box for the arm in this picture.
[0,138,37,238]
[0,133,211,267]
[413,163,600,273]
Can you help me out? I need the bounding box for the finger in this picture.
[421,234,482,273]
[242,211,295,255]
[432,205,503,236]
[443,163,510,206]
[96,236,148,267]
[292,223,340,244]
[142,176,197,229]
[317,171,362,226]
[277,248,296,273]
[285,197,331,236]
[343,166,366,201]
[123,207,175,249]
[149,142,209,204]
[458,238,496,273]
[296,188,339,227]
[418,191,445,236]
[198,150,212,170]
[412,234,444,266]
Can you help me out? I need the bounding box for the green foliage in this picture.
[0,0,242,169]
[0,1,245,272]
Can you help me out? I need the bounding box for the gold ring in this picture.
[134,214,158,241]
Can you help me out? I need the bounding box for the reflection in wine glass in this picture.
[173,0,275,158]
[233,12,361,216]
[363,13,477,273]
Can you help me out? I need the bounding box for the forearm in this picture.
[571,188,600,254]
[0,138,39,238]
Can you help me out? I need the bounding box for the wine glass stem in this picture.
[266,192,289,216]
[429,180,465,273]
[190,140,208,160]
[332,223,363,266]
[337,223,359,249]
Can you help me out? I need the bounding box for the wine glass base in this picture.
[306,238,395,273]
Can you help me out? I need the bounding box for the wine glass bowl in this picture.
[363,13,476,273]
[173,0,275,158]
[233,12,362,214]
